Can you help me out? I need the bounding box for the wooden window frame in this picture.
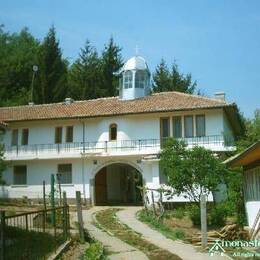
[13,165,27,185]
[11,129,18,146]
[195,114,206,137]
[109,124,117,141]
[55,127,63,144]
[21,129,29,146]
[57,164,72,184]
[65,126,73,143]
[184,115,194,138]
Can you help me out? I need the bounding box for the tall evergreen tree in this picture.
[152,59,171,92]
[68,40,103,99]
[35,26,68,104]
[101,37,123,96]
[153,59,196,94]
[0,25,40,106]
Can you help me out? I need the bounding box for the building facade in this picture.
[0,56,243,205]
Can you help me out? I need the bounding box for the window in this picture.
[66,126,73,143]
[160,118,170,146]
[159,166,168,184]
[172,116,182,138]
[11,129,18,146]
[57,164,72,184]
[135,71,146,88]
[13,165,27,185]
[21,129,29,145]
[124,71,132,89]
[55,127,62,144]
[184,115,194,138]
[196,115,205,137]
[109,124,117,141]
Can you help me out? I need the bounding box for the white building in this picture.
[0,56,243,205]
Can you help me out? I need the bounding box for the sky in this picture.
[0,0,259,118]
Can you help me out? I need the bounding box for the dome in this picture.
[122,56,149,71]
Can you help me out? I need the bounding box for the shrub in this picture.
[84,241,106,260]
[172,207,185,219]
[187,205,201,226]
[208,203,228,227]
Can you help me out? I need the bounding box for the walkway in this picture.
[116,207,230,260]
[80,207,149,260]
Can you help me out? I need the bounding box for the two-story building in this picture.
[0,56,243,205]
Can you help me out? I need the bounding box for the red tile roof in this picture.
[0,91,235,123]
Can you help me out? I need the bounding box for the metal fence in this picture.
[0,205,70,260]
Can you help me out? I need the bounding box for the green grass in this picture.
[95,208,181,260]
[5,226,65,260]
[83,241,107,260]
[138,210,185,240]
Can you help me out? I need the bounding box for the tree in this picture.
[237,109,260,151]
[153,59,197,94]
[152,59,171,92]
[0,25,40,106]
[101,37,123,97]
[160,138,226,203]
[35,26,68,104]
[68,40,104,100]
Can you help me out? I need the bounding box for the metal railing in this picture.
[4,135,234,158]
[0,205,70,260]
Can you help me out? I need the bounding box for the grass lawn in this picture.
[95,208,181,260]
[4,226,65,260]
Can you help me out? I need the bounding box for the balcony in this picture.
[4,135,235,160]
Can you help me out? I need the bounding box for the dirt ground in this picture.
[59,241,88,260]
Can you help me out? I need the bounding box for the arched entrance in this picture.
[94,163,143,205]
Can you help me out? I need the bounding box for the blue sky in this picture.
[0,0,259,118]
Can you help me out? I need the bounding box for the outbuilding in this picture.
[225,141,260,228]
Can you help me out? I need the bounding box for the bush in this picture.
[84,241,106,260]
[208,203,228,227]
[172,207,185,219]
[187,205,201,226]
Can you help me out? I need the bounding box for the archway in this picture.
[94,163,143,205]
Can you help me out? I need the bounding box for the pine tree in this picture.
[153,59,196,94]
[35,26,68,104]
[68,40,103,100]
[101,37,123,96]
[152,59,171,92]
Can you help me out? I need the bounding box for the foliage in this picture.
[186,204,201,226]
[35,26,68,104]
[101,37,123,97]
[169,208,185,219]
[153,59,196,94]
[208,203,229,227]
[160,138,227,203]
[138,209,185,240]
[236,109,260,152]
[84,241,106,260]
[0,25,40,106]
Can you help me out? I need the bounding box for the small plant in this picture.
[172,207,185,219]
[84,241,106,260]
[208,203,228,227]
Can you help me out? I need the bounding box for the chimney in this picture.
[214,92,225,101]
[64,98,74,105]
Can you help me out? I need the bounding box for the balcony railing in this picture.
[4,135,235,159]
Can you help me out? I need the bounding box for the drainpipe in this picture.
[80,120,87,205]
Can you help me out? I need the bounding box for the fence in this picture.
[0,205,70,260]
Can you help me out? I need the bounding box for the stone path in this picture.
[116,207,231,260]
[80,207,149,260]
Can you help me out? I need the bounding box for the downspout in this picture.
[80,120,87,205]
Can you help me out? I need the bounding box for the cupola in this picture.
[118,55,151,100]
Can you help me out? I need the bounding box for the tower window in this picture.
[124,71,132,89]
[109,124,117,141]
[135,71,146,88]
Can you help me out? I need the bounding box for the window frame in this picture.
[184,115,194,138]
[21,129,29,146]
[55,127,63,144]
[11,129,18,146]
[172,116,182,138]
[13,165,27,185]
[124,71,133,89]
[109,123,117,141]
[195,114,206,137]
[57,164,72,184]
[135,70,146,89]
[65,126,73,143]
